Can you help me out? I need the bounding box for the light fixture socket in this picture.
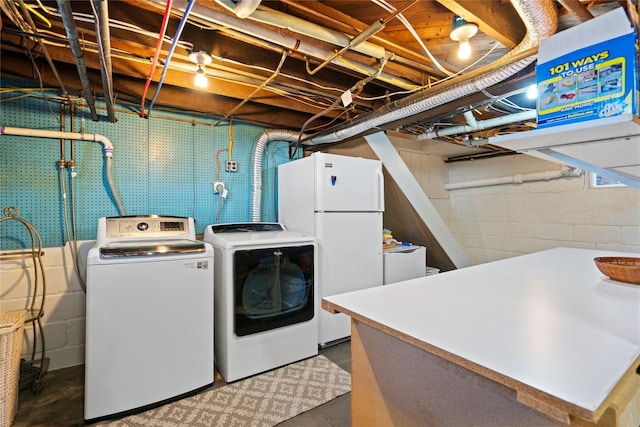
[188,50,212,66]
[194,64,208,88]
[450,16,478,42]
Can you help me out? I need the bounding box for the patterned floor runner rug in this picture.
[98,355,351,427]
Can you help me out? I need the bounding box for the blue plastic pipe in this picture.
[146,0,196,116]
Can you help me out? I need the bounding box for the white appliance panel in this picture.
[314,153,384,212]
[316,211,383,343]
[207,229,318,383]
[383,245,426,285]
[85,252,214,420]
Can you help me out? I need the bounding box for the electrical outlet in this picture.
[226,160,237,172]
[213,181,225,193]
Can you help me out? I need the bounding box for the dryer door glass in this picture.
[234,244,314,336]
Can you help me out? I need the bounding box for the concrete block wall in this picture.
[398,148,640,265]
[0,242,90,370]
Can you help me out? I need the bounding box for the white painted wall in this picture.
[396,146,640,265]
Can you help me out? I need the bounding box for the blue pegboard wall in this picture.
[0,78,299,249]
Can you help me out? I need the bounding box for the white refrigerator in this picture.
[278,152,384,345]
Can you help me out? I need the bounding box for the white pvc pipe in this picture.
[215,0,261,18]
[419,110,537,140]
[444,165,582,190]
[0,126,126,216]
[249,8,386,59]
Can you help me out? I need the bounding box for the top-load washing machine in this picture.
[85,216,214,422]
[204,222,317,382]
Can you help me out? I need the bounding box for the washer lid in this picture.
[99,239,206,258]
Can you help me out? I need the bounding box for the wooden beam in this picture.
[0,52,328,129]
[436,0,526,49]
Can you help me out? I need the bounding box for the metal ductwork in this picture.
[304,0,558,146]
[250,129,302,222]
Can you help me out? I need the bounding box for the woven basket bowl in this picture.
[593,257,640,284]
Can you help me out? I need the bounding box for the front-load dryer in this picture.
[204,222,317,382]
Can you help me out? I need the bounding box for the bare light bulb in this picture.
[526,84,538,100]
[458,39,471,60]
[194,65,207,88]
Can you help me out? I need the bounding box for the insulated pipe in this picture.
[304,0,558,146]
[306,18,386,75]
[0,126,126,216]
[419,110,537,140]
[249,8,387,60]
[214,0,261,18]
[56,0,99,121]
[92,0,116,122]
[443,165,583,190]
[146,0,417,90]
[250,129,301,222]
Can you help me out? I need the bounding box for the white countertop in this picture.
[323,248,640,416]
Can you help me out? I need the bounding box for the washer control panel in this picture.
[103,216,191,239]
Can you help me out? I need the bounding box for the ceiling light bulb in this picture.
[526,84,538,100]
[194,65,207,88]
[458,39,471,60]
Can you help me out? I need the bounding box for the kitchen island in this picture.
[322,248,640,426]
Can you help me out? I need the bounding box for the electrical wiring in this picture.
[228,118,233,160]
[29,2,194,52]
[212,50,289,127]
[215,148,228,182]
[17,1,379,115]
[291,54,391,158]
[371,0,454,76]
[336,56,422,90]
[24,3,50,28]
[22,41,61,125]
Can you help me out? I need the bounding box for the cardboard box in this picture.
[536,7,638,128]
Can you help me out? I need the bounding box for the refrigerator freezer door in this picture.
[316,211,383,344]
[314,153,384,212]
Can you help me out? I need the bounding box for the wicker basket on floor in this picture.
[0,310,26,427]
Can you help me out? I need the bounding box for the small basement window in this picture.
[590,172,625,188]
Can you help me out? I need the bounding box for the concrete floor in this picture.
[12,341,352,427]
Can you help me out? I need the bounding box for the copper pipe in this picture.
[69,104,76,167]
[59,103,66,168]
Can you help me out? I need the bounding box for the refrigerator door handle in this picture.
[376,167,385,211]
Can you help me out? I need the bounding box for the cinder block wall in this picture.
[0,243,88,370]
[397,147,640,265]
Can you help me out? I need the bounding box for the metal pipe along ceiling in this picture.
[56,0,99,121]
[91,0,116,122]
[304,0,558,146]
